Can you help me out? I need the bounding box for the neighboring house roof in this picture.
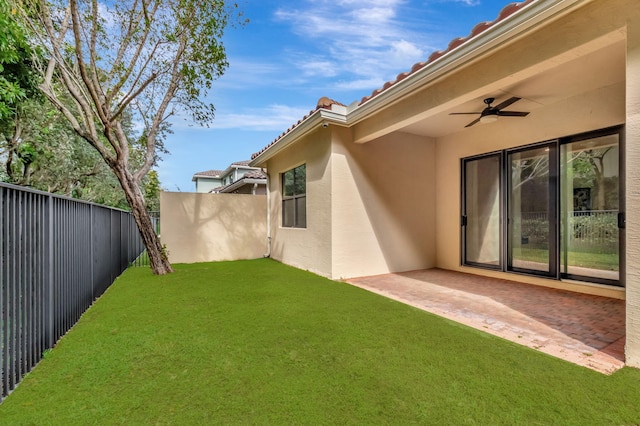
[241,170,267,179]
[193,160,261,183]
[192,169,223,181]
[251,0,537,163]
[210,169,267,194]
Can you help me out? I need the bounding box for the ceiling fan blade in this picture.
[493,96,521,111]
[497,111,529,117]
[449,112,481,115]
[465,117,481,127]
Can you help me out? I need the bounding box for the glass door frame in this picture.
[505,141,559,278]
[558,126,624,286]
[460,125,624,287]
[460,151,503,270]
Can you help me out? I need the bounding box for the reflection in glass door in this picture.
[461,126,622,286]
[560,134,619,282]
[507,144,556,275]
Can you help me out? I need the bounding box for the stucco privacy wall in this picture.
[265,129,333,278]
[330,127,436,279]
[625,6,640,368]
[160,192,266,264]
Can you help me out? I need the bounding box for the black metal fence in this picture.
[1,182,146,400]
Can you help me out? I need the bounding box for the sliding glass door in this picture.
[462,154,501,268]
[461,126,622,286]
[560,133,620,282]
[507,144,557,276]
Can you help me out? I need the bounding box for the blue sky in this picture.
[159,0,515,192]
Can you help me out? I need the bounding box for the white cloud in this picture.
[194,56,286,92]
[171,104,314,132]
[297,59,341,78]
[453,0,481,5]
[273,0,436,93]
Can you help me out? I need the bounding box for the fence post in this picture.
[0,187,4,397]
[90,204,94,301]
[45,194,54,349]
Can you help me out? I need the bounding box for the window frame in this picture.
[282,164,306,228]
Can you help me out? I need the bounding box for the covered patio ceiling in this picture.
[398,36,626,139]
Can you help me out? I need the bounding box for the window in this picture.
[282,164,306,228]
[461,126,623,286]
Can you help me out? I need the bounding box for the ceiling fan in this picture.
[450,97,530,127]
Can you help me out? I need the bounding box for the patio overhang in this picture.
[350,12,625,144]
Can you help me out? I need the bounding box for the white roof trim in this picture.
[250,108,347,166]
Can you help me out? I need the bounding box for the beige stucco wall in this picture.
[625,6,640,368]
[265,129,333,278]
[330,127,436,279]
[264,125,435,280]
[160,192,266,263]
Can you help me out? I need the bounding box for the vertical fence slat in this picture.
[1,187,5,397]
[0,182,147,400]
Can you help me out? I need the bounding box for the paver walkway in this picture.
[347,269,625,374]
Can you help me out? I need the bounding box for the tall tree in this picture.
[0,0,38,119]
[15,0,243,274]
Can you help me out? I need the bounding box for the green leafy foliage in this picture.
[0,0,38,120]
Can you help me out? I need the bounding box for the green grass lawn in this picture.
[514,247,619,271]
[1,259,639,425]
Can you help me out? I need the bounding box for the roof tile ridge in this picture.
[252,97,341,159]
[358,0,535,106]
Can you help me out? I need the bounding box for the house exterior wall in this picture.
[434,84,625,298]
[330,127,436,279]
[251,0,640,366]
[625,7,640,368]
[160,192,266,263]
[431,0,630,300]
[194,178,222,193]
[265,129,333,278]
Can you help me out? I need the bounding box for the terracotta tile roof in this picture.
[358,0,535,106]
[230,160,252,166]
[251,0,534,161]
[251,97,346,160]
[242,169,267,179]
[209,169,267,193]
[193,169,223,178]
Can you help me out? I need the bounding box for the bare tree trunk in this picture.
[113,165,173,274]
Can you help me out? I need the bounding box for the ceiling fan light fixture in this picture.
[480,114,498,124]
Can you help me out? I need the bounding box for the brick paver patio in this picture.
[347,269,625,374]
